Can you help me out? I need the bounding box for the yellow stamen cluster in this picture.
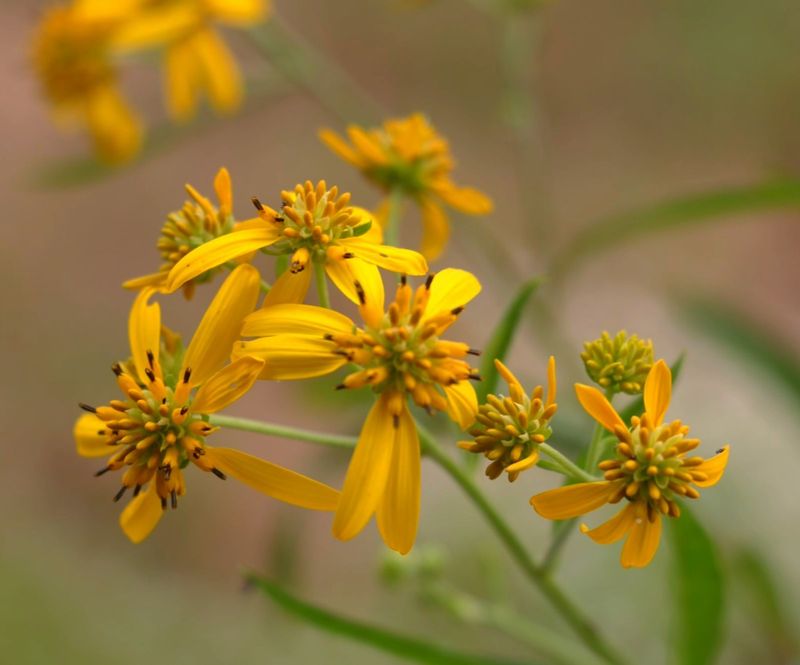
[599,414,713,521]
[460,366,557,482]
[329,276,479,411]
[81,353,222,510]
[581,331,654,395]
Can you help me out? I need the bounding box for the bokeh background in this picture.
[2,0,799,663]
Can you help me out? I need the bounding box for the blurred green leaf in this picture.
[679,296,800,404]
[668,507,725,665]
[556,180,800,272]
[478,278,542,403]
[247,574,537,665]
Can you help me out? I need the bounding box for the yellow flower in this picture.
[530,360,730,568]
[165,180,428,306]
[114,0,269,121]
[32,4,142,163]
[459,358,556,482]
[124,167,256,298]
[319,114,493,261]
[74,264,339,543]
[234,269,482,553]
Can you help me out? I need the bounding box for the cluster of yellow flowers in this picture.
[32,0,267,163]
[73,116,728,568]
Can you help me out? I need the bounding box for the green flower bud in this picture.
[581,331,654,395]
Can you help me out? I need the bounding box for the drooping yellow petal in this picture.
[204,447,339,511]
[419,198,450,262]
[243,304,354,338]
[214,167,233,217]
[85,84,142,164]
[193,28,242,115]
[122,271,168,291]
[333,394,396,540]
[643,359,672,426]
[422,268,481,322]
[261,263,312,307]
[530,480,624,520]
[318,128,365,168]
[190,356,265,414]
[113,5,198,50]
[574,383,626,434]
[443,380,478,430]
[166,225,279,293]
[206,0,267,24]
[232,335,345,380]
[164,38,198,121]
[74,413,112,458]
[494,359,525,402]
[128,288,161,385]
[182,264,260,386]
[346,125,388,165]
[434,182,493,215]
[693,445,730,488]
[376,404,420,554]
[580,503,636,544]
[546,355,557,406]
[620,510,662,568]
[337,237,428,275]
[325,256,382,307]
[119,481,163,544]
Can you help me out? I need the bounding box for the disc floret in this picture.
[581,331,653,395]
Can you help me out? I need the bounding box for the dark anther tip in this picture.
[251,197,264,211]
[79,402,97,413]
[211,468,227,481]
[425,274,435,289]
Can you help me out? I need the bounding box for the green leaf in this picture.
[555,180,800,273]
[679,296,800,404]
[247,575,537,665]
[351,221,373,237]
[478,278,542,403]
[668,507,725,665]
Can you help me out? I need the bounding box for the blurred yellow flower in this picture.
[460,357,557,482]
[75,265,339,543]
[319,114,493,261]
[114,0,269,121]
[530,360,729,568]
[233,269,482,553]
[32,3,142,163]
[165,180,428,306]
[124,167,256,298]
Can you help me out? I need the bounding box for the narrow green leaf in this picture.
[679,296,800,403]
[247,574,537,665]
[478,278,542,403]
[555,180,800,272]
[668,507,725,665]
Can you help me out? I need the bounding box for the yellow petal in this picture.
[338,237,428,275]
[128,288,161,385]
[243,304,354,337]
[164,39,198,121]
[693,445,729,488]
[546,355,557,406]
[190,356,265,414]
[182,264,261,386]
[346,125,388,165]
[232,335,345,380]
[644,359,671,426]
[85,84,142,164]
[620,510,662,568]
[261,263,312,307]
[166,225,278,293]
[214,167,233,217]
[325,256,383,307]
[119,482,163,544]
[422,268,481,322]
[574,383,626,433]
[193,28,242,115]
[333,394,396,540]
[122,271,168,291]
[376,404,420,554]
[434,182,493,215]
[580,503,636,544]
[204,447,339,511]
[443,381,478,430]
[113,5,198,50]
[74,413,112,458]
[419,198,450,262]
[206,0,267,24]
[351,207,383,243]
[318,128,365,168]
[530,480,623,520]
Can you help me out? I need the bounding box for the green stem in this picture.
[583,389,615,472]
[383,187,404,247]
[208,414,355,449]
[539,443,598,483]
[314,259,331,308]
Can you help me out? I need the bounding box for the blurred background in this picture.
[2,0,799,663]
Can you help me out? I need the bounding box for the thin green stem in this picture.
[314,259,331,308]
[584,389,616,472]
[539,443,598,483]
[383,187,405,247]
[208,414,356,449]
